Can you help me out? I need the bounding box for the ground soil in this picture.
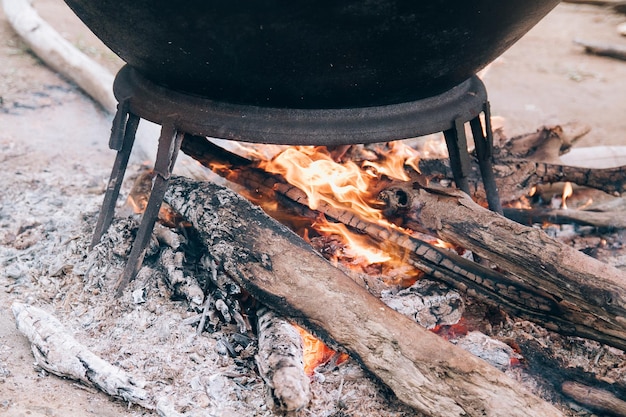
[0,1,625,416]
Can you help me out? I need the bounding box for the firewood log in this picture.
[163,176,565,417]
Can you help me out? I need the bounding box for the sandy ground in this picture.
[0,1,625,416]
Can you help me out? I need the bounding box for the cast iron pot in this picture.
[63,0,560,109]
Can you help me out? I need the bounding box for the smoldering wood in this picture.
[163,175,565,417]
[180,135,626,351]
[11,302,153,409]
[381,184,626,351]
[255,306,312,412]
[437,125,625,203]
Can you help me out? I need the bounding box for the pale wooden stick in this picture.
[11,302,153,409]
[2,0,117,112]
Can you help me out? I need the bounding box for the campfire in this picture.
[13,124,626,417]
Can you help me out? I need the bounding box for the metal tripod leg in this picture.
[115,125,184,296]
[91,101,139,248]
[443,118,472,195]
[470,102,503,214]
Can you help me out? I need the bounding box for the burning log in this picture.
[179,135,626,351]
[162,175,564,417]
[381,184,626,351]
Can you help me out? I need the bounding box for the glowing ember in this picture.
[294,324,349,376]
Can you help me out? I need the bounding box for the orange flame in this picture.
[259,146,383,221]
[294,324,349,375]
[562,182,573,209]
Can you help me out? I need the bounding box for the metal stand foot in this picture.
[470,103,503,214]
[114,125,184,296]
[442,102,502,214]
[91,101,139,248]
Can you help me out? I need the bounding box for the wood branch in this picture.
[162,176,565,417]
[503,207,626,229]
[255,306,311,412]
[11,302,153,409]
[179,135,626,351]
[382,184,626,350]
[575,39,626,61]
[561,381,626,416]
[2,0,117,112]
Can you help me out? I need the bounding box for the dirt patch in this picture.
[1,1,625,416]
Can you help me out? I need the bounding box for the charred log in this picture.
[381,184,626,351]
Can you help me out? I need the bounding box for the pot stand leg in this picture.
[114,125,184,296]
[443,118,472,195]
[470,102,503,214]
[91,100,139,248]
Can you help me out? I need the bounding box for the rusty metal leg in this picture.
[91,101,139,248]
[470,102,503,214]
[115,125,184,296]
[443,118,472,195]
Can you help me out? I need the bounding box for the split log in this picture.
[179,135,626,351]
[11,302,153,409]
[255,306,311,412]
[163,176,565,417]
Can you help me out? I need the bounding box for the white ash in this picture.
[381,278,464,329]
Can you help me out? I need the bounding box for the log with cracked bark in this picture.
[162,175,565,417]
[381,183,626,350]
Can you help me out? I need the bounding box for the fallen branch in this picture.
[11,302,153,409]
[2,0,117,112]
[575,38,626,61]
[163,176,564,417]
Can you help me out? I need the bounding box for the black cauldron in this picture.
[63,0,560,108]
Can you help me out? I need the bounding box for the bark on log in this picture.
[382,184,626,350]
[561,381,626,416]
[179,135,626,351]
[163,176,565,417]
